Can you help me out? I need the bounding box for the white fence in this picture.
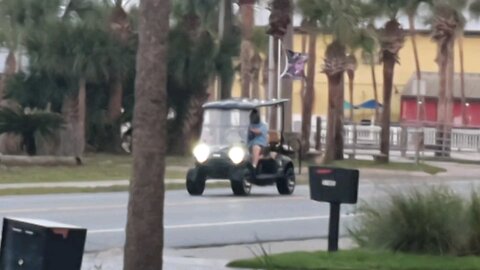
[292,120,480,153]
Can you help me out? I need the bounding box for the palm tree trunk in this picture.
[380,53,396,163]
[262,56,269,99]
[348,70,354,121]
[76,78,86,157]
[409,15,423,122]
[347,69,355,158]
[370,57,379,122]
[445,39,455,157]
[435,38,454,157]
[301,32,316,154]
[436,42,448,157]
[269,38,279,130]
[251,52,262,99]
[239,0,255,98]
[123,0,169,269]
[324,72,343,163]
[5,50,17,76]
[458,35,467,125]
[23,132,37,156]
[334,74,345,160]
[59,79,86,158]
[106,77,124,153]
[219,0,234,99]
[251,71,260,98]
[173,93,209,155]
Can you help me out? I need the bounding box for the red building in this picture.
[400,72,480,127]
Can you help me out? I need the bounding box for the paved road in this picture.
[0,180,479,252]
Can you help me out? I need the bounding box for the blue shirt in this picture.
[248,122,268,148]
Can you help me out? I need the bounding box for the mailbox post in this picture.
[309,167,359,252]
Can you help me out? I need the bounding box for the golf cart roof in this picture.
[203,99,289,110]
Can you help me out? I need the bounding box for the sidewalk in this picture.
[81,238,355,270]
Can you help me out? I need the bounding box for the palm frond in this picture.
[0,108,64,137]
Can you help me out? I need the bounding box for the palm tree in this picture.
[123,0,169,269]
[267,0,293,130]
[0,0,30,101]
[217,0,239,99]
[346,54,357,122]
[321,0,365,162]
[239,0,255,97]
[367,0,406,163]
[26,3,126,157]
[167,0,222,154]
[297,0,327,154]
[106,0,133,153]
[359,24,381,123]
[430,0,466,157]
[405,0,432,122]
[251,27,269,99]
[0,107,64,155]
[302,23,317,154]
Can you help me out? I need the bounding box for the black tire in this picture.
[230,169,252,196]
[231,179,252,196]
[277,167,295,195]
[186,169,206,196]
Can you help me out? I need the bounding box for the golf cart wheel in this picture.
[230,168,252,196]
[186,169,206,196]
[231,178,252,196]
[277,167,295,195]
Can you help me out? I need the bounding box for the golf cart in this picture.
[186,99,298,196]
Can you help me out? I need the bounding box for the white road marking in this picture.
[0,204,126,214]
[0,196,306,214]
[88,214,356,234]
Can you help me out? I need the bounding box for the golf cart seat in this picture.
[269,130,280,145]
[262,130,281,159]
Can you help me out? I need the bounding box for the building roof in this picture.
[203,98,289,110]
[402,72,480,99]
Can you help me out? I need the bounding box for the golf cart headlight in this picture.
[228,146,245,164]
[193,143,210,163]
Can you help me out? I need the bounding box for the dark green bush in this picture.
[468,190,480,255]
[349,186,468,256]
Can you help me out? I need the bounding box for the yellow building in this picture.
[232,32,480,123]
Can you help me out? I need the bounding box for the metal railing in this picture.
[292,119,480,157]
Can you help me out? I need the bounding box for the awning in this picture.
[357,99,382,109]
[343,101,359,110]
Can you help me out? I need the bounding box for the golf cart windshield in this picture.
[200,109,250,147]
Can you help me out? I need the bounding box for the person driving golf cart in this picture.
[248,109,268,168]
[186,98,297,196]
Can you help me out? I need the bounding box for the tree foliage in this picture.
[0,107,64,155]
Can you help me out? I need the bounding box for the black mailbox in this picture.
[0,217,87,270]
[309,166,360,252]
[309,167,359,204]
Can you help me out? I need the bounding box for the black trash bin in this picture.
[0,217,87,270]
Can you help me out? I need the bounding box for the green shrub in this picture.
[467,190,480,255]
[349,186,468,256]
